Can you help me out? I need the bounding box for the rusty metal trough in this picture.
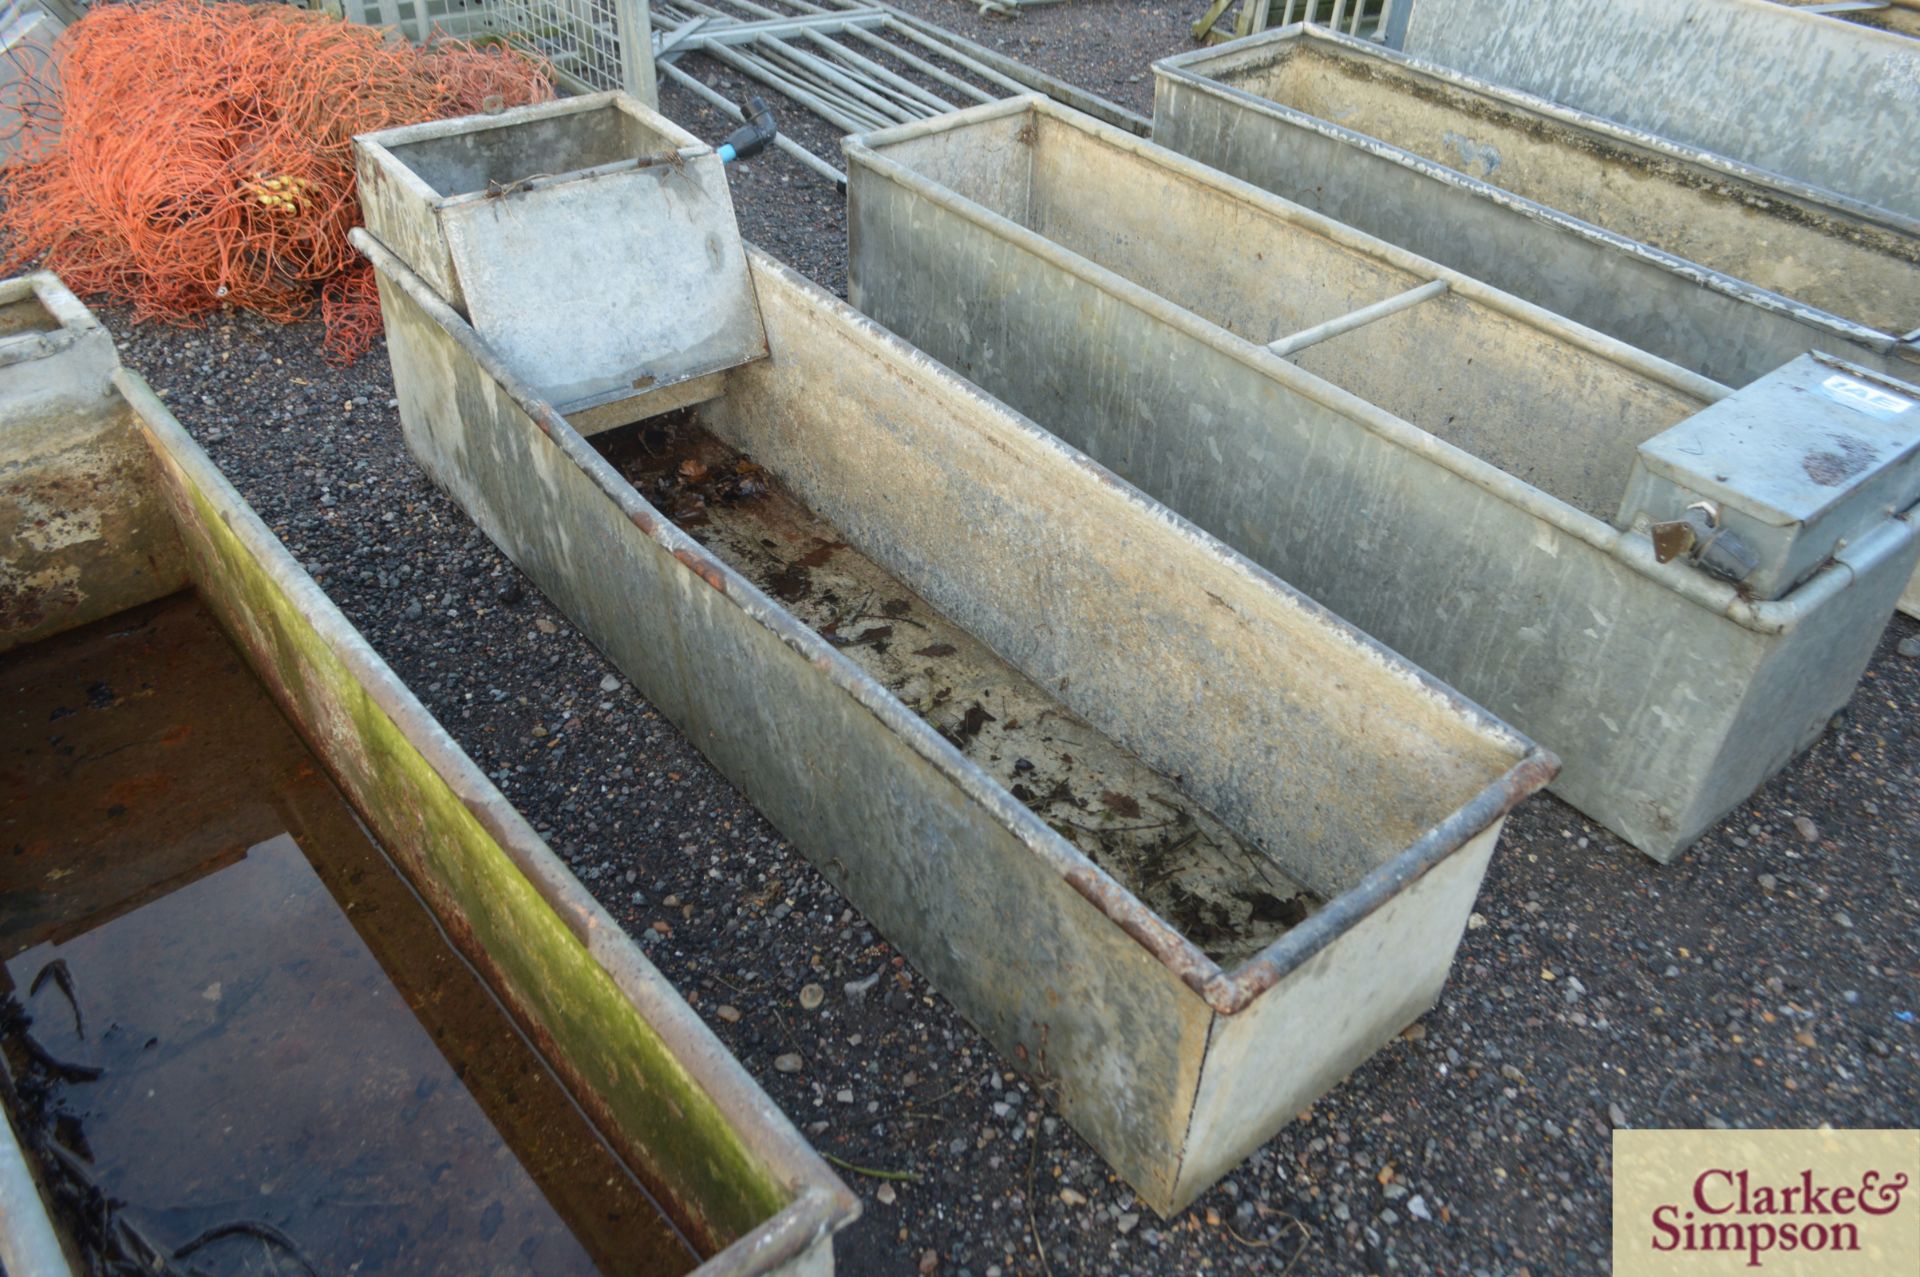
[355,218,1554,1216]
[0,272,857,1277]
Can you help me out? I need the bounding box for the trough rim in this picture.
[106,361,862,1276]
[353,226,1558,1018]
[1152,24,1920,355]
[841,94,1920,637]
[354,90,712,211]
[0,271,105,373]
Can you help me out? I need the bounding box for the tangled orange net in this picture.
[0,1,554,362]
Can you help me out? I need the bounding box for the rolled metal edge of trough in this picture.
[84,361,858,1273]
[838,96,1920,860]
[1150,26,1919,371]
[353,224,1557,1016]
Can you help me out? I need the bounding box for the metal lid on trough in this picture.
[1619,353,1920,599]
[355,93,766,417]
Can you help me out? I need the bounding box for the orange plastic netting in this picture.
[0,0,554,362]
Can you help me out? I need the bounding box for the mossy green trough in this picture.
[0,273,857,1277]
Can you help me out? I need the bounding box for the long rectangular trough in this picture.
[356,225,1555,1217]
[1390,0,1920,220]
[842,97,1920,864]
[1151,25,1920,620]
[0,272,857,1276]
[1150,25,1920,394]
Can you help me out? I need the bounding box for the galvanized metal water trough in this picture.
[842,97,1920,864]
[1387,0,1920,221]
[0,272,857,1276]
[1151,25,1920,619]
[356,224,1554,1217]
[1151,25,1920,393]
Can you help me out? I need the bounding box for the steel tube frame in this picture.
[761,36,923,123]
[656,57,847,183]
[802,28,957,115]
[840,24,997,103]
[701,40,888,132]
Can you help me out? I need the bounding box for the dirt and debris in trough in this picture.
[68,3,1920,1275]
[601,413,1319,967]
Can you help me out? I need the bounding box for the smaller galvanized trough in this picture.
[1151,26,1920,393]
[0,272,857,1276]
[354,93,766,418]
[356,224,1554,1217]
[842,97,1920,863]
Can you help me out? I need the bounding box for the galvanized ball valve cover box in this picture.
[1621,359,1920,603]
[841,97,1920,863]
[353,205,1555,1217]
[354,93,767,418]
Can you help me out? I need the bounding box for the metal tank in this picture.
[356,221,1552,1217]
[842,97,1920,864]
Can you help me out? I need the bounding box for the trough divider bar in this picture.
[1267,277,1449,355]
[843,97,1899,634]
[112,365,861,1265]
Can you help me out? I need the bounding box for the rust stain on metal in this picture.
[1801,436,1877,487]
[1063,867,1224,1005]
[674,546,729,595]
[1497,750,1561,811]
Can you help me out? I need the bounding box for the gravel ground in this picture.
[89,2,1920,1273]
